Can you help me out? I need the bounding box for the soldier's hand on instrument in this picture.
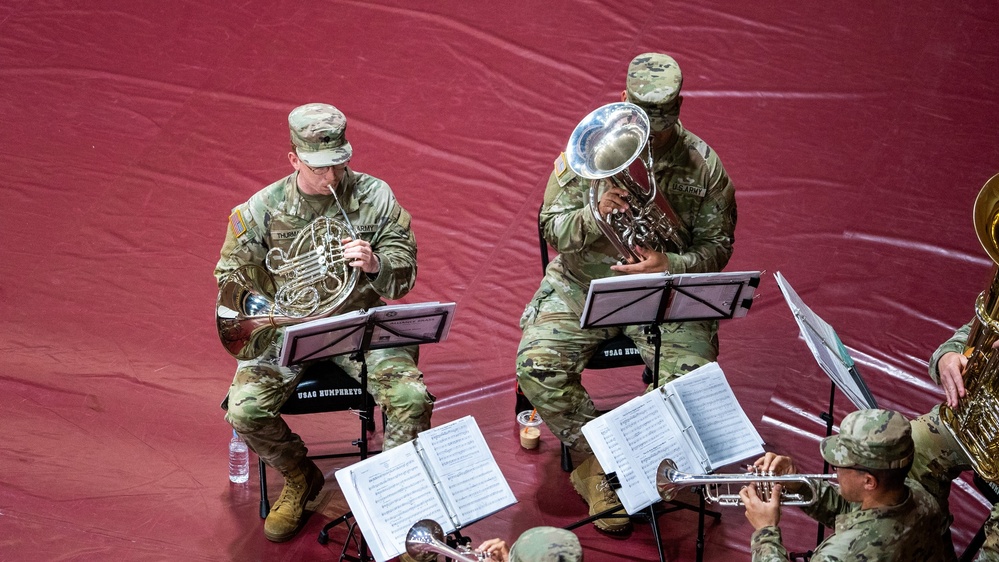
[340,238,381,274]
[597,187,631,218]
[753,452,797,476]
[610,246,669,274]
[937,351,968,409]
[741,482,782,530]
[476,538,509,561]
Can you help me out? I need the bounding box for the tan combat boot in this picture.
[263,458,325,542]
[569,455,631,533]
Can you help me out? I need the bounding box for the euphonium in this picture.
[940,172,999,481]
[216,187,360,360]
[656,459,837,506]
[405,519,489,562]
[564,102,688,264]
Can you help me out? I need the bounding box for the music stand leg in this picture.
[816,380,836,546]
[320,352,373,560]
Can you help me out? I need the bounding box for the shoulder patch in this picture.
[396,208,412,231]
[229,209,247,238]
[554,152,577,187]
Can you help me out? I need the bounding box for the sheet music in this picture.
[368,302,457,349]
[279,309,369,365]
[582,362,764,513]
[582,389,700,514]
[335,442,452,562]
[667,363,765,471]
[279,301,456,366]
[581,271,761,328]
[774,271,877,410]
[418,416,516,524]
[666,271,759,320]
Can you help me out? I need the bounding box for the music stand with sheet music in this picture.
[774,271,878,546]
[576,270,760,562]
[279,302,456,562]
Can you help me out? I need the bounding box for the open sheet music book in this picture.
[334,416,516,562]
[581,362,765,514]
[279,301,456,366]
[773,272,877,410]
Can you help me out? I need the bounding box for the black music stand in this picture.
[774,272,877,547]
[278,302,456,562]
[573,270,761,562]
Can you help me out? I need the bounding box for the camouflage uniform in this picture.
[751,409,952,561]
[509,526,583,562]
[217,167,434,472]
[911,319,999,561]
[515,54,736,453]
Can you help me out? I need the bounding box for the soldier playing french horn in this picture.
[514,53,737,534]
[215,103,434,543]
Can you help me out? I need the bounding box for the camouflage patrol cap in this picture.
[625,53,683,106]
[289,103,353,167]
[820,409,915,470]
[509,527,583,562]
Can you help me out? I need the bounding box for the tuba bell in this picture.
[940,172,999,481]
[405,519,490,562]
[564,102,688,264]
[216,190,360,360]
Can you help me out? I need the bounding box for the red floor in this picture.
[2,1,999,560]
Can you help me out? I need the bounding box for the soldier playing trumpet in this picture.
[216,103,434,543]
[741,409,952,562]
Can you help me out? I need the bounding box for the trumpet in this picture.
[406,519,490,562]
[656,459,837,506]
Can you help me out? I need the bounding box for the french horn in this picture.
[564,102,688,264]
[940,172,999,481]
[216,188,360,360]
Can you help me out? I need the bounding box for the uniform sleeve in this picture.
[928,319,973,385]
[667,159,736,274]
[538,170,606,253]
[750,526,791,562]
[366,201,418,300]
[214,202,268,286]
[800,480,850,528]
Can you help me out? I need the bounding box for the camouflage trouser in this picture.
[224,337,434,472]
[515,283,718,454]
[911,405,998,561]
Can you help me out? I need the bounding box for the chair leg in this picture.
[258,458,270,519]
[561,443,574,472]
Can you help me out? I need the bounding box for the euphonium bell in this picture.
[564,102,688,264]
[940,172,999,481]
[656,458,837,506]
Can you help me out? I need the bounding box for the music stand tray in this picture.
[580,270,761,329]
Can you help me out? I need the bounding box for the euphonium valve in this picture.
[564,102,688,264]
[940,172,999,481]
[656,459,836,506]
[406,519,489,562]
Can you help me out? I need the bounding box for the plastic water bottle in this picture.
[229,429,249,484]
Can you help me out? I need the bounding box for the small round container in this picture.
[517,410,543,450]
